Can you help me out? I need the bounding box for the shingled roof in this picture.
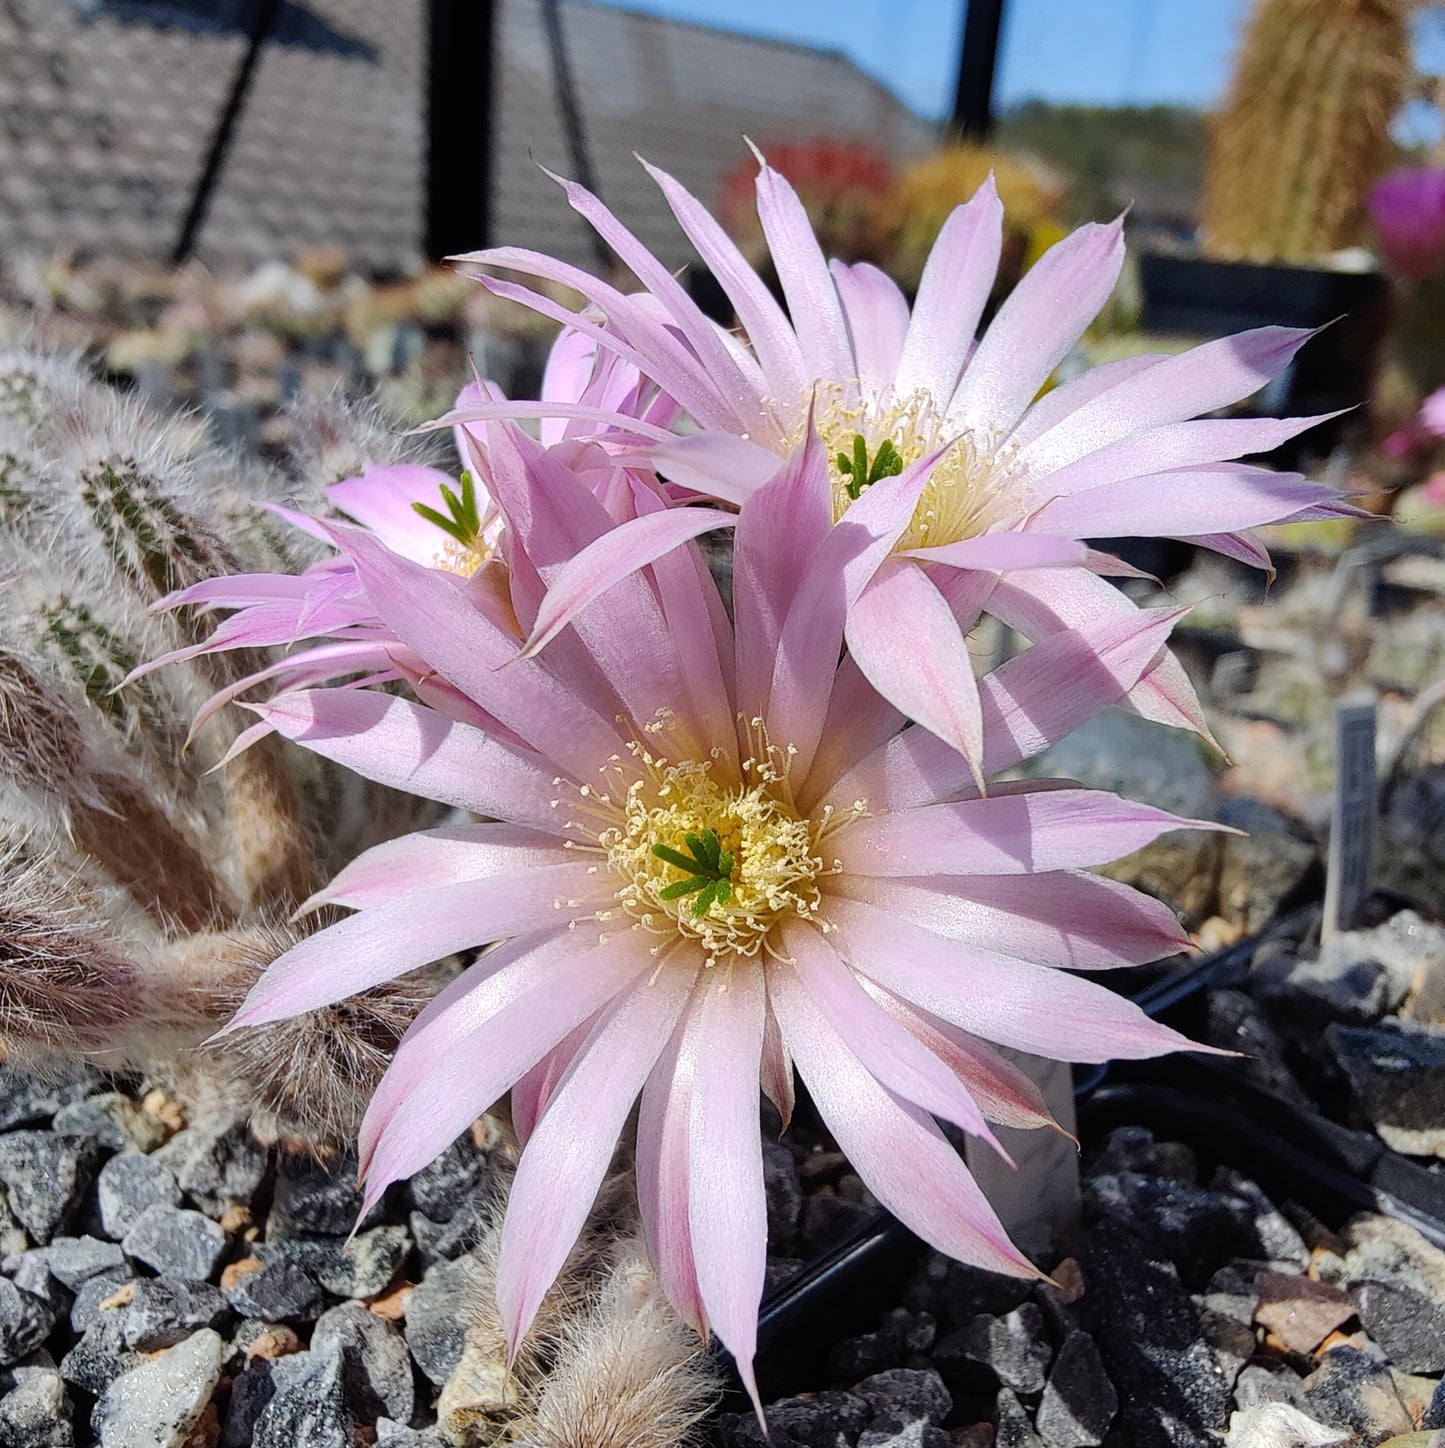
[0,0,936,273]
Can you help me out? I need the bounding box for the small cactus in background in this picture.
[1201,0,1412,264]
[885,144,1065,293]
[716,137,895,268]
[0,335,444,1140]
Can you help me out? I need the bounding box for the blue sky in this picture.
[586,0,1255,118]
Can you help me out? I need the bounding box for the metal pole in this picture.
[171,0,282,264]
[948,0,1007,141]
[426,0,496,260]
[541,0,611,272]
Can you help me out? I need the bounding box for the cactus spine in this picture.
[1201,0,1411,263]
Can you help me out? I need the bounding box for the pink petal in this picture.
[902,534,1088,570]
[778,921,1001,1150]
[686,964,769,1414]
[640,156,808,408]
[519,506,736,659]
[622,433,783,506]
[759,1005,795,1134]
[247,689,564,833]
[732,425,834,722]
[1027,412,1344,499]
[497,958,699,1355]
[861,985,1056,1130]
[223,861,603,1028]
[833,870,1188,970]
[895,177,1004,401]
[455,250,739,433]
[1009,353,1169,449]
[325,521,626,773]
[510,1022,590,1146]
[359,933,654,1201]
[951,219,1125,438]
[637,1001,708,1335]
[484,425,695,740]
[845,558,985,789]
[767,448,937,778]
[299,823,570,914]
[826,895,1205,1063]
[988,568,1218,744]
[833,787,1213,878]
[1026,468,1344,538]
[829,261,911,392]
[547,168,765,427]
[752,156,854,383]
[800,654,906,813]
[1019,325,1314,476]
[425,391,676,444]
[770,966,1038,1278]
[326,464,465,565]
[1183,529,1274,572]
[824,601,1186,813]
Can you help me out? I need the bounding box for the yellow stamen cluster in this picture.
[569,720,851,967]
[809,380,1024,551]
[429,538,491,577]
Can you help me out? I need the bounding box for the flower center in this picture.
[413,469,495,577]
[590,730,836,966]
[810,381,1022,551]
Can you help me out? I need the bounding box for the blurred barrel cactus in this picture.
[1201,0,1411,263]
[0,336,443,1143]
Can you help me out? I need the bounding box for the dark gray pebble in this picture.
[995,1388,1044,1448]
[1079,1220,1229,1446]
[122,1204,226,1282]
[1352,1278,1445,1373]
[263,1225,408,1299]
[312,1302,414,1424]
[3,1251,67,1314]
[221,1356,277,1448]
[153,1114,265,1217]
[405,1254,480,1386]
[1294,1344,1414,1443]
[1035,1331,1116,1448]
[251,1344,352,1448]
[721,1388,870,1447]
[115,1276,231,1350]
[96,1153,181,1241]
[408,1198,491,1265]
[68,1267,134,1333]
[952,1305,1053,1395]
[45,1236,125,1291]
[857,1416,952,1448]
[0,1134,105,1244]
[828,1308,936,1382]
[0,1368,74,1448]
[1085,1172,1260,1289]
[852,1367,951,1427]
[763,1140,803,1256]
[224,1261,325,1323]
[0,1070,98,1133]
[58,1317,140,1397]
[0,1281,54,1369]
[935,1261,1034,1328]
[403,1136,495,1224]
[269,1153,375,1240]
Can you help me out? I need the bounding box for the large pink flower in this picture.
[447,153,1356,780]
[216,421,1207,1404]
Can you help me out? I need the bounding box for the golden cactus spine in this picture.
[1201,0,1411,263]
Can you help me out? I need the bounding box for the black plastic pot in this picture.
[1137,253,1390,460]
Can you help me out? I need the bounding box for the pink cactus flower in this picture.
[1421,387,1445,439]
[134,340,684,746]
[214,421,1208,1405]
[447,152,1356,781]
[1369,167,1445,282]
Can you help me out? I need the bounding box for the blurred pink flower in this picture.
[213,423,1206,1405]
[449,153,1356,782]
[1369,167,1445,282]
[1421,386,1445,439]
